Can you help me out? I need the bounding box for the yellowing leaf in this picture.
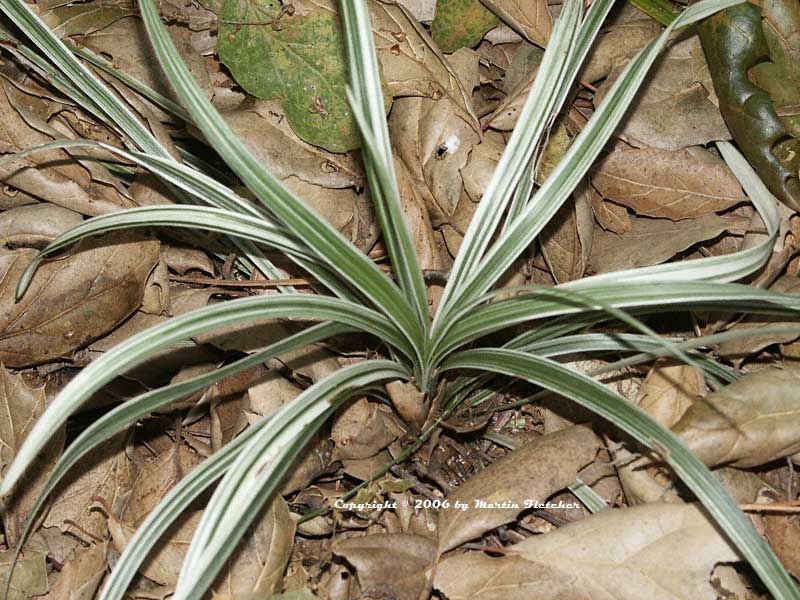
[431,0,498,53]
[218,0,360,152]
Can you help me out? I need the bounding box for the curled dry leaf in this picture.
[672,365,800,468]
[765,511,800,579]
[579,6,662,84]
[479,0,551,48]
[636,361,704,429]
[42,542,107,600]
[222,100,363,188]
[699,0,800,211]
[0,204,83,249]
[390,96,480,223]
[584,180,631,236]
[461,129,505,202]
[111,494,294,594]
[83,17,214,110]
[588,213,740,274]
[591,146,746,220]
[437,424,600,552]
[215,495,296,597]
[485,50,543,130]
[0,366,64,546]
[0,80,135,216]
[331,398,398,460]
[0,233,160,367]
[539,193,593,283]
[45,433,136,546]
[333,533,437,600]
[283,177,379,252]
[611,361,696,505]
[596,35,730,151]
[371,0,480,132]
[434,503,741,600]
[717,275,800,359]
[161,244,215,276]
[118,443,204,527]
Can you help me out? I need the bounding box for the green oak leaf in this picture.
[431,0,498,53]
[218,0,360,153]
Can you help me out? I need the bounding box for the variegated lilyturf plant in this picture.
[1,0,800,597]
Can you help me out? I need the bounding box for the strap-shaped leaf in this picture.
[441,348,799,599]
[15,205,317,300]
[0,140,360,300]
[137,0,424,355]
[442,0,745,314]
[173,360,408,599]
[433,0,585,328]
[7,322,347,600]
[434,281,800,361]
[0,0,164,155]
[0,295,409,497]
[564,141,779,289]
[341,0,428,329]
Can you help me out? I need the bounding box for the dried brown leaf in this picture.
[540,192,593,283]
[333,533,436,600]
[371,0,480,131]
[434,503,741,600]
[0,81,134,216]
[579,6,662,84]
[637,361,704,428]
[0,550,48,600]
[0,204,83,249]
[45,433,136,545]
[480,0,551,47]
[591,146,746,220]
[390,96,480,223]
[437,425,600,552]
[42,542,107,600]
[595,35,730,150]
[331,398,398,460]
[0,366,64,545]
[765,512,800,579]
[222,100,363,189]
[672,365,800,468]
[589,213,737,273]
[111,484,294,592]
[0,233,160,367]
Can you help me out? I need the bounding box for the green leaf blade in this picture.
[442,348,800,599]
